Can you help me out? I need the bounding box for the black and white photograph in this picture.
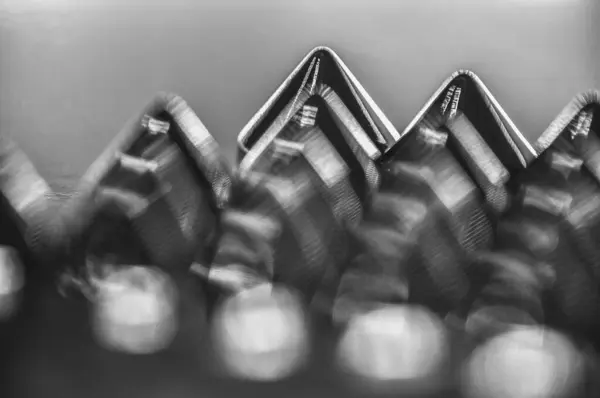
[1,0,599,397]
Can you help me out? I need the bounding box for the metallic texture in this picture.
[398,69,535,166]
[59,93,231,295]
[237,46,400,160]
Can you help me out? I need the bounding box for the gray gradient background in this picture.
[0,0,598,193]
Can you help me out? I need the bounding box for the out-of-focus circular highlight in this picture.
[0,245,25,321]
[90,265,179,354]
[462,326,585,398]
[211,284,310,381]
[336,304,449,393]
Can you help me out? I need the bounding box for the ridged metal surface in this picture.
[398,69,536,166]
[535,91,600,155]
[58,93,231,290]
[377,168,471,314]
[237,46,400,160]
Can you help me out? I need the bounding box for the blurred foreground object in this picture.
[59,92,230,290]
[52,93,231,360]
[200,47,396,384]
[0,133,62,258]
[336,304,449,394]
[211,284,310,381]
[462,326,586,398]
[55,93,231,354]
[464,251,550,341]
[330,194,413,325]
[371,71,533,317]
[0,245,24,320]
[90,265,179,354]
[512,92,600,344]
[231,46,397,312]
[0,132,60,361]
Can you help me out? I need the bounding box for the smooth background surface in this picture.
[0,0,598,194]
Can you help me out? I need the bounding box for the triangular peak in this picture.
[535,90,600,155]
[72,92,231,217]
[397,69,536,170]
[237,46,400,161]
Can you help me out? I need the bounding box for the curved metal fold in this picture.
[398,69,537,169]
[62,93,232,241]
[534,90,600,155]
[237,46,401,161]
[59,93,232,279]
